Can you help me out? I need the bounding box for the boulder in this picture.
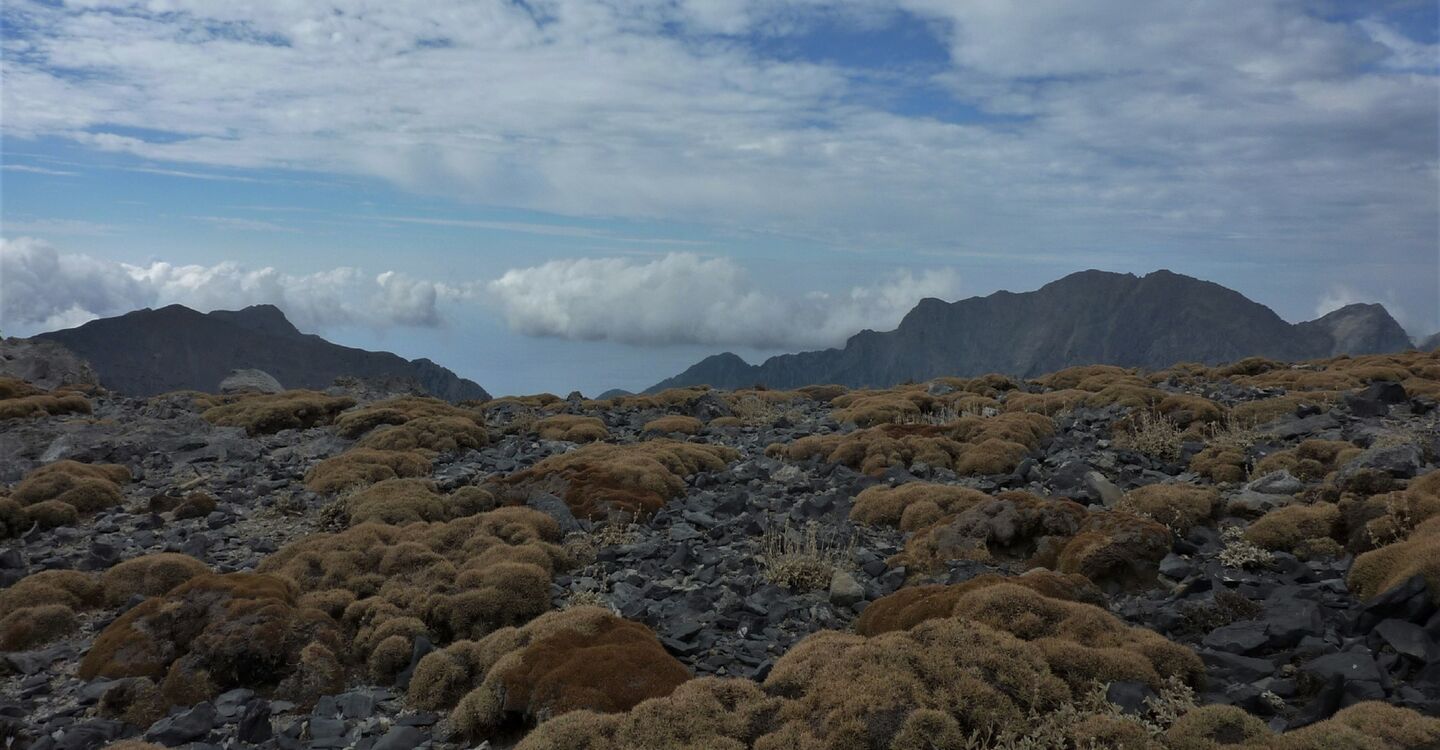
[219,368,283,395]
[0,337,98,390]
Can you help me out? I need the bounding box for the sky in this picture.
[1,0,1437,397]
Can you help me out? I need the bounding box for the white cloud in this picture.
[1315,284,1368,318]
[486,252,962,348]
[0,0,1431,269]
[0,237,461,335]
[2,164,78,176]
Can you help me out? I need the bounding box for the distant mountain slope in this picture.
[1420,332,1440,351]
[648,270,1414,392]
[35,304,489,402]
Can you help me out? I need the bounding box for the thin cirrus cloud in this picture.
[1,238,963,349]
[0,237,466,335]
[486,253,963,349]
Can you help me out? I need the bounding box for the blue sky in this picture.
[2,0,1437,396]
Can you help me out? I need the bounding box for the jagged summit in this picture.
[647,269,1413,392]
[34,304,489,402]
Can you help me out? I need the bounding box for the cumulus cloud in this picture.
[1,0,1433,269]
[0,237,463,335]
[487,253,962,349]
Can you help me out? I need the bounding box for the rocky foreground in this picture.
[2,348,1439,749]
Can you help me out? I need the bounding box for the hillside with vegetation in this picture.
[2,343,1439,748]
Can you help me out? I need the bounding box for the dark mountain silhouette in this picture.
[34,304,489,402]
[647,270,1414,392]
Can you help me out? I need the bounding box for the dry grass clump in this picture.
[1253,439,1362,482]
[20,500,79,529]
[78,573,344,708]
[641,415,703,436]
[769,412,1053,478]
[850,482,991,531]
[520,582,1203,750]
[356,415,489,453]
[259,507,568,681]
[484,393,565,411]
[1244,503,1341,555]
[1036,365,1137,390]
[831,389,935,427]
[0,377,91,420]
[0,569,102,613]
[0,498,26,537]
[760,519,853,591]
[893,491,1088,572]
[303,448,432,494]
[1113,411,1184,460]
[201,390,356,435]
[0,569,104,649]
[1051,512,1173,590]
[1209,356,1283,379]
[1271,701,1440,750]
[1348,516,1440,603]
[1230,390,1340,427]
[535,414,610,443]
[97,679,168,731]
[337,478,496,526]
[7,460,130,526]
[408,607,690,739]
[336,396,486,437]
[1117,484,1217,534]
[0,603,79,651]
[1339,469,1440,553]
[498,440,738,519]
[1002,388,1090,415]
[896,583,1203,689]
[855,571,1104,635]
[796,384,848,402]
[1189,444,1248,484]
[100,553,210,605]
[1163,704,1269,749]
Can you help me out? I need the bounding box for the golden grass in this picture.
[259,506,569,681]
[535,414,610,443]
[201,390,356,435]
[497,440,738,519]
[303,448,432,494]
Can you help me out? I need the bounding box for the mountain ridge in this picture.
[646,269,1415,392]
[33,304,490,402]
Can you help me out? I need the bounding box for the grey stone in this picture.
[1375,619,1434,661]
[54,719,126,750]
[1303,651,1381,684]
[237,700,273,743]
[336,691,376,720]
[1106,681,1157,715]
[372,725,424,750]
[1339,444,1422,480]
[1263,413,1339,440]
[1228,489,1295,516]
[219,368,283,394]
[828,570,865,607]
[1084,471,1125,507]
[1203,622,1269,654]
[525,492,581,534]
[1158,553,1193,581]
[0,337,98,390]
[1246,470,1303,496]
[146,701,217,746]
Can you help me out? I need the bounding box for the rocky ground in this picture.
[2,351,1439,749]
